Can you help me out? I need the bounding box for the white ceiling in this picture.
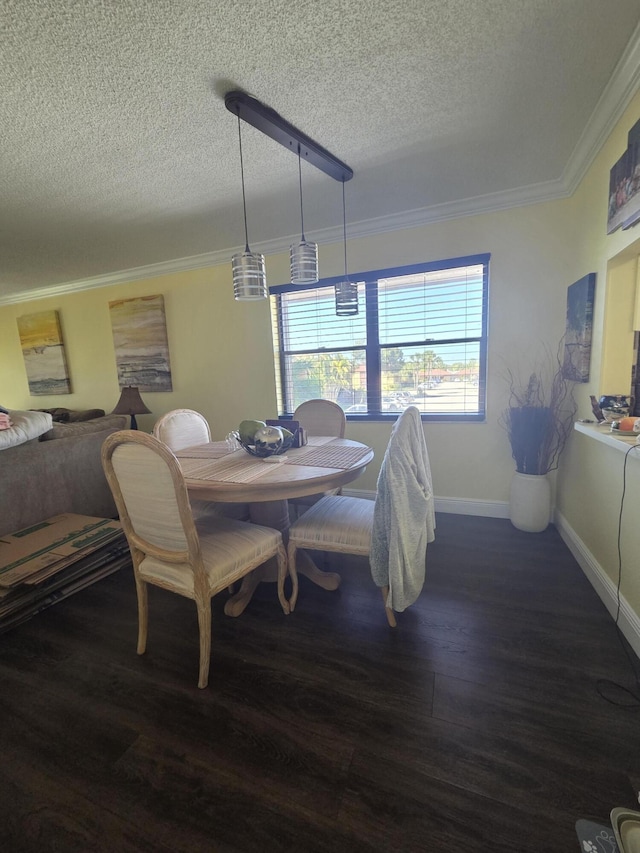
[2,0,640,303]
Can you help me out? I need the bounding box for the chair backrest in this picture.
[370,406,435,611]
[294,399,346,438]
[102,431,204,578]
[153,408,211,452]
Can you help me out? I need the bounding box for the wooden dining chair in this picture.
[291,399,347,517]
[294,399,346,439]
[153,408,249,521]
[286,407,435,627]
[101,431,289,688]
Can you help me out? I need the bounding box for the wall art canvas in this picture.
[17,310,72,395]
[562,273,596,383]
[109,294,173,392]
[607,118,640,234]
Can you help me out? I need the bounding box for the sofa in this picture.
[0,410,128,537]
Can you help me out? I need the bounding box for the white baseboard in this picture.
[342,488,510,518]
[555,512,640,659]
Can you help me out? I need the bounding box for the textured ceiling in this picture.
[2,0,640,302]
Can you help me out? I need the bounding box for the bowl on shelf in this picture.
[601,407,628,423]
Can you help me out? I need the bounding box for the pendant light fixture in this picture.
[231,110,267,301]
[290,144,318,284]
[335,180,358,316]
[224,91,353,302]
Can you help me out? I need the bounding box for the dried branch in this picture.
[500,340,577,475]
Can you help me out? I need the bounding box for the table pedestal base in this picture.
[223,499,341,617]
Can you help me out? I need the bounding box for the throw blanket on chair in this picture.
[370,406,436,612]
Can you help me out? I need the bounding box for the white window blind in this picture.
[271,255,488,420]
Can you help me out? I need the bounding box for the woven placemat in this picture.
[287,444,371,469]
[175,441,232,459]
[178,456,274,483]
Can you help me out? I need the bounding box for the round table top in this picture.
[177,436,374,503]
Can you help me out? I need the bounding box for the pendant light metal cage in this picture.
[232,250,267,300]
[335,280,359,315]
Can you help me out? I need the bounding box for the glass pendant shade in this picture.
[335,280,359,315]
[232,249,267,300]
[290,239,318,284]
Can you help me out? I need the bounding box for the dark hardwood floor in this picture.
[1,513,638,852]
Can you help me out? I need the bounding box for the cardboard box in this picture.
[0,513,123,588]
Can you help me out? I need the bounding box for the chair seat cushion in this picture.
[139,516,281,596]
[289,495,374,554]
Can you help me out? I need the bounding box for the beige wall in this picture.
[1,89,640,633]
[555,90,640,629]
[0,197,578,500]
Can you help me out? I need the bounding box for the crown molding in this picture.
[563,20,640,193]
[0,179,568,306]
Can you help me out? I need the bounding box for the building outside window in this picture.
[270,253,489,421]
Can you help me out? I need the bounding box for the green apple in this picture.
[238,419,266,444]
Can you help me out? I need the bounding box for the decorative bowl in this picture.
[232,429,295,458]
[601,407,628,423]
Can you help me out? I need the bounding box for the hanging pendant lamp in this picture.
[290,145,318,284]
[231,111,267,301]
[335,180,358,316]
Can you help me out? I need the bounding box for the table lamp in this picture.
[112,386,151,430]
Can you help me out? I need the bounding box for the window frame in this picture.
[270,253,490,422]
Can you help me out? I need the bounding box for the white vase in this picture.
[509,472,551,533]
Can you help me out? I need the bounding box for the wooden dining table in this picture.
[176,436,374,616]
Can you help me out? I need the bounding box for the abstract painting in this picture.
[17,310,72,395]
[562,273,596,382]
[109,294,173,392]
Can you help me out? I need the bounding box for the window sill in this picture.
[574,421,640,455]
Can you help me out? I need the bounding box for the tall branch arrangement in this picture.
[501,341,577,475]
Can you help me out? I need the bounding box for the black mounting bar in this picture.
[224,90,353,183]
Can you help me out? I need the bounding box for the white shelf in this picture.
[574,421,640,456]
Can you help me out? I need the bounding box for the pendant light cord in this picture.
[298,145,306,242]
[342,180,349,280]
[237,111,250,254]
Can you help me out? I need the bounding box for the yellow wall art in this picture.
[17,310,72,395]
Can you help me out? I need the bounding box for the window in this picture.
[270,254,489,421]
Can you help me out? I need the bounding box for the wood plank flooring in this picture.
[0,513,638,852]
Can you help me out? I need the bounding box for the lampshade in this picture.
[232,109,267,301]
[112,386,151,430]
[335,280,359,316]
[290,239,318,284]
[335,180,358,315]
[232,250,267,300]
[290,145,319,284]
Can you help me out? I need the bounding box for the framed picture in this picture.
[109,294,173,392]
[607,120,640,234]
[563,273,596,382]
[17,310,72,395]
